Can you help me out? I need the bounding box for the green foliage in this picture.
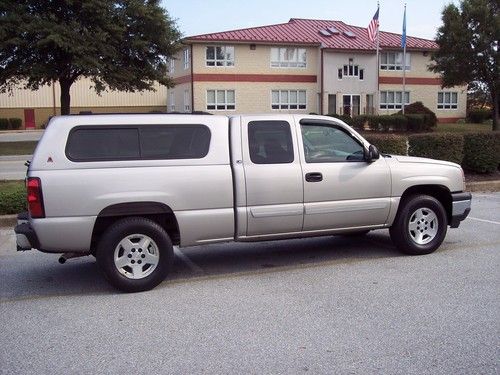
[405,114,426,132]
[364,134,408,155]
[0,0,182,114]
[467,109,492,123]
[429,0,499,130]
[0,141,38,156]
[328,114,353,126]
[362,115,408,132]
[399,102,437,130]
[8,118,22,129]
[462,132,500,173]
[0,181,26,215]
[408,133,464,164]
[0,118,9,130]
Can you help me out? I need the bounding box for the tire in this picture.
[389,194,448,255]
[96,217,174,292]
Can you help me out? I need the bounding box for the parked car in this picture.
[15,114,471,292]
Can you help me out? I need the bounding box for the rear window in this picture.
[66,125,211,161]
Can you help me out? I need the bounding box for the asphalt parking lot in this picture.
[0,193,499,374]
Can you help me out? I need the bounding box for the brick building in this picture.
[168,18,466,122]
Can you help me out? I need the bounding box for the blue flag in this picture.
[401,6,406,48]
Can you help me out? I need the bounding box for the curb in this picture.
[0,214,17,228]
[466,180,500,192]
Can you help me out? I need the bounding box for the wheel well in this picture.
[91,202,180,253]
[400,185,452,222]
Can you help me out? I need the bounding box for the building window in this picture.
[437,92,458,109]
[206,90,235,110]
[380,91,410,109]
[271,47,306,68]
[169,59,175,74]
[169,91,175,112]
[338,59,364,80]
[183,48,190,70]
[271,90,306,110]
[184,90,190,112]
[380,52,410,70]
[206,46,234,66]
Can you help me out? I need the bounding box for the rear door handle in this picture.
[305,172,323,182]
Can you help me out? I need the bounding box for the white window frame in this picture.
[206,90,235,111]
[380,91,410,109]
[270,47,307,68]
[169,59,175,74]
[338,58,364,80]
[183,48,190,70]
[169,91,175,112]
[437,91,458,110]
[183,90,190,112]
[271,90,307,110]
[380,52,411,71]
[205,46,235,67]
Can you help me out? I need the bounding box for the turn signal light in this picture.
[27,177,45,218]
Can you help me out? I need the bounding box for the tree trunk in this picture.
[493,89,499,131]
[59,79,72,115]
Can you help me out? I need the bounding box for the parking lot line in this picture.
[173,246,204,274]
[467,216,500,225]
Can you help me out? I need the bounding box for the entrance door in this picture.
[241,116,304,236]
[24,109,35,129]
[342,95,360,117]
[328,94,336,115]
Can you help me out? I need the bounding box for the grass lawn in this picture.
[0,141,38,156]
[435,122,493,133]
[0,180,25,215]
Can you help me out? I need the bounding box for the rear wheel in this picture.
[96,217,173,292]
[390,195,447,255]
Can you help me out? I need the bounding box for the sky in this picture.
[162,0,460,40]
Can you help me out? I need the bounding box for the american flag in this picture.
[367,8,379,42]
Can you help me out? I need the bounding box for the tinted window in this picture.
[66,125,210,161]
[66,128,140,161]
[301,124,364,163]
[248,121,294,164]
[140,126,210,159]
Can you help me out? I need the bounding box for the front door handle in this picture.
[305,172,323,182]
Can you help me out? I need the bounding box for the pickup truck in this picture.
[15,114,471,292]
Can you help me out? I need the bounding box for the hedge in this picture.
[405,114,427,132]
[462,132,500,173]
[467,109,491,124]
[0,117,23,130]
[408,133,464,164]
[398,101,437,130]
[0,181,26,215]
[364,134,407,155]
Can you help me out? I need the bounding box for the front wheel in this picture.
[96,217,174,292]
[390,195,448,255]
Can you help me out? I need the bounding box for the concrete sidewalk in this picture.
[0,130,43,142]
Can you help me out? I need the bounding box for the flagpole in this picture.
[376,2,380,116]
[402,3,407,115]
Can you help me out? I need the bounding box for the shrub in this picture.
[0,181,26,215]
[328,114,353,126]
[462,132,500,173]
[0,118,9,130]
[8,118,22,130]
[399,101,437,130]
[364,134,407,155]
[408,133,464,164]
[350,115,368,131]
[467,109,491,124]
[365,115,407,132]
[405,114,426,132]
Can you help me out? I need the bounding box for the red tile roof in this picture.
[186,18,438,50]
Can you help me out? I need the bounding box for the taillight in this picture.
[27,177,45,218]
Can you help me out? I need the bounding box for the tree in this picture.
[0,0,182,115]
[429,0,499,130]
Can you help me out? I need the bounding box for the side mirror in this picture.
[364,144,380,162]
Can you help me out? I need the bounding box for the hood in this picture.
[393,155,461,169]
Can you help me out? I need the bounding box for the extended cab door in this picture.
[298,118,391,231]
[241,116,304,236]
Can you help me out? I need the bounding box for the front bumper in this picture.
[450,192,472,228]
[14,212,39,251]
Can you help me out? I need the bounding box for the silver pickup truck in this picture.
[15,114,471,292]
